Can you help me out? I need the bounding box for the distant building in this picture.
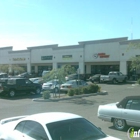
[0,37,140,76]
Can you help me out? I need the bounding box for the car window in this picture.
[65,80,74,84]
[15,121,26,132]
[126,100,140,110]
[47,118,107,140]
[81,81,87,85]
[25,79,32,84]
[7,79,16,85]
[22,120,48,140]
[16,79,25,85]
[76,80,81,85]
[125,100,132,109]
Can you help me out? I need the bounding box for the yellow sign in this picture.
[13,58,26,61]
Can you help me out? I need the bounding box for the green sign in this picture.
[62,55,72,60]
[41,56,53,60]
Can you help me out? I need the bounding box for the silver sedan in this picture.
[60,79,88,92]
[97,96,140,131]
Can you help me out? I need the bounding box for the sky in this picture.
[0,0,140,50]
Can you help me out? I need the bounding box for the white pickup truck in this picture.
[100,71,127,84]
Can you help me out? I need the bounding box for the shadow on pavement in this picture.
[0,93,42,100]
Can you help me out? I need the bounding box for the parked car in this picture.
[65,73,87,81]
[42,70,50,77]
[42,79,63,93]
[89,74,101,83]
[100,71,127,84]
[17,72,34,78]
[0,77,42,97]
[60,79,88,92]
[0,73,8,78]
[0,112,121,140]
[98,96,140,131]
[29,77,43,84]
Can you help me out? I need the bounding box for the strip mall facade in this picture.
[0,37,140,76]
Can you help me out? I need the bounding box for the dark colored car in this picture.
[0,77,42,97]
[89,74,101,83]
[17,72,34,78]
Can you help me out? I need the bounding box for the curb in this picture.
[32,90,108,102]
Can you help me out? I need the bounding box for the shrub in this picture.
[87,84,100,93]
[74,88,80,95]
[42,90,51,99]
[81,87,90,94]
[68,89,75,96]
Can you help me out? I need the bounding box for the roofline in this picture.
[53,44,83,50]
[27,44,58,50]
[78,37,128,45]
[0,46,13,50]
[119,39,140,45]
[8,50,30,54]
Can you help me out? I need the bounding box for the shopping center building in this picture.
[0,37,140,76]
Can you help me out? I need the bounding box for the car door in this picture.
[122,99,140,127]
[118,72,124,82]
[16,79,27,93]
[25,79,35,92]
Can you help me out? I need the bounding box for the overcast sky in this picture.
[0,0,139,50]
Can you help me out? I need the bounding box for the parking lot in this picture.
[0,82,139,140]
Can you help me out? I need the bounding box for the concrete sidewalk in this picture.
[32,90,108,102]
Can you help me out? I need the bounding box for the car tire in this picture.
[112,79,117,84]
[123,78,127,83]
[113,118,127,130]
[9,90,16,97]
[35,87,41,94]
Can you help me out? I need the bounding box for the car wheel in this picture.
[113,118,127,130]
[54,87,59,93]
[9,90,16,97]
[123,78,127,83]
[35,87,41,94]
[112,79,117,84]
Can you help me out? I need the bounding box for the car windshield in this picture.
[47,80,59,84]
[46,118,107,140]
[65,80,75,84]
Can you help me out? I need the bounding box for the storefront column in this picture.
[86,64,91,74]
[53,62,57,70]
[120,61,127,75]
[35,65,38,73]
[27,63,31,73]
[78,62,85,74]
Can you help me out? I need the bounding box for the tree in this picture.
[0,64,25,75]
[43,64,76,82]
[129,42,140,72]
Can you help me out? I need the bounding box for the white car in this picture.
[0,112,121,140]
[60,79,88,92]
[42,79,63,93]
[98,96,140,131]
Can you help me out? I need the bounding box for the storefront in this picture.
[0,37,140,76]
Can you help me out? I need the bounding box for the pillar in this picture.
[27,63,31,73]
[53,62,57,70]
[120,61,127,75]
[78,62,85,74]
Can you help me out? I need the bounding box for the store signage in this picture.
[13,58,26,61]
[62,55,72,60]
[41,55,53,60]
[93,53,110,58]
